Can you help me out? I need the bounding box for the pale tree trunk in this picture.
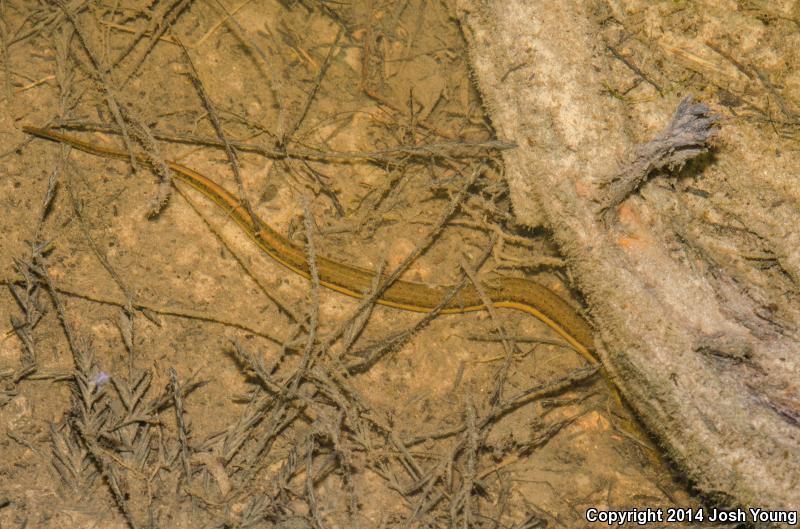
[458,0,800,513]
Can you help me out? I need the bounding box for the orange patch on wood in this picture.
[575,410,612,432]
[617,201,640,227]
[617,235,646,252]
[574,178,592,198]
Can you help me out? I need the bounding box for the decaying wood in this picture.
[458,0,800,516]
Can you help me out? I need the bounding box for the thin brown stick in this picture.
[296,197,321,383]
[176,36,261,231]
[281,27,343,145]
[0,0,12,107]
[606,43,662,93]
[204,0,284,124]
[55,0,135,166]
[50,121,515,162]
[0,277,289,346]
[64,159,136,314]
[401,366,599,447]
[170,368,193,485]
[296,159,345,217]
[459,241,518,406]
[116,0,194,87]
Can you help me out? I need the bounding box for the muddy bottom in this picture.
[0,1,700,527]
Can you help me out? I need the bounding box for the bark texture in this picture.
[458,0,800,514]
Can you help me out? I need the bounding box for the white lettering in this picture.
[585,508,664,526]
[749,508,799,525]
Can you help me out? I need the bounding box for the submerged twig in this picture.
[598,96,721,215]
